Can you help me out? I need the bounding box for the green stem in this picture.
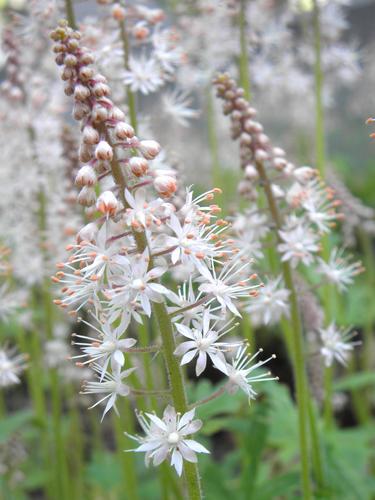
[312,0,325,176]
[106,115,202,500]
[323,366,334,429]
[239,0,251,101]
[256,160,313,499]
[64,0,77,30]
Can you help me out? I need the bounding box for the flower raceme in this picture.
[50,21,276,478]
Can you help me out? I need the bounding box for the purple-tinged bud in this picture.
[80,52,95,65]
[111,107,126,121]
[77,186,97,207]
[92,104,109,122]
[55,53,66,65]
[73,101,90,121]
[92,82,111,98]
[139,140,161,160]
[95,141,113,161]
[115,122,135,140]
[82,125,100,145]
[61,66,76,81]
[75,166,97,187]
[64,54,78,67]
[255,149,268,162]
[96,191,118,216]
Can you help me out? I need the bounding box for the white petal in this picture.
[183,439,210,454]
[171,449,183,476]
[181,349,197,366]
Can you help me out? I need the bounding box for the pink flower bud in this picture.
[273,147,286,157]
[92,82,111,98]
[95,141,113,161]
[129,157,148,177]
[273,157,287,171]
[73,102,90,121]
[92,104,109,122]
[115,122,135,139]
[79,66,94,81]
[64,54,77,67]
[139,140,161,160]
[133,23,150,40]
[111,107,126,121]
[80,52,95,65]
[255,149,268,162]
[75,166,97,187]
[154,175,177,197]
[77,186,97,207]
[96,191,118,216]
[82,125,100,145]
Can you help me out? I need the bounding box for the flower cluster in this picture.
[50,21,276,475]
[214,73,362,368]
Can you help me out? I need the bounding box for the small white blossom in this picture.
[278,221,320,268]
[245,276,290,326]
[0,346,27,388]
[319,323,360,367]
[317,248,364,292]
[128,405,209,476]
[123,55,163,95]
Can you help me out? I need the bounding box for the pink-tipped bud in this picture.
[255,149,268,162]
[73,101,90,121]
[273,157,287,171]
[74,84,90,101]
[115,122,135,139]
[64,54,77,67]
[92,104,109,122]
[244,164,258,180]
[293,166,317,183]
[129,157,148,177]
[77,222,98,243]
[75,166,97,187]
[139,140,161,160]
[82,125,100,145]
[112,4,126,20]
[80,52,95,65]
[273,147,286,157]
[133,23,150,40]
[79,66,94,81]
[154,175,177,197]
[111,107,126,121]
[77,186,97,207]
[96,191,118,216]
[95,141,113,161]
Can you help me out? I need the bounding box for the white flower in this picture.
[245,276,290,326]
[168,279,205,325]
[124,189,167,231]
[152,29,183,74]
[197,257,259,316]
[174,310,239,376]
[123,55,163,95]
[0,346,27,387]
[81,363,136,420]
[278,221,320,268]
[128,405,209,476]
[317,248,364,292]
[107,251,169,317]
[319,323,360,367]
[162,90,199,127]
[217,345,277,400]
[72,317,136,378]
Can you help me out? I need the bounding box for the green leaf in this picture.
[85,452,121,490]
[0,410,34,444]
[252,471,300,500]
[334,371,375,391]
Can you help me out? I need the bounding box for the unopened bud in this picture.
[129,157,148,176]
[74,83,91,101]
[77,222,98,243]
[79,143,93,163]
[139,140,161,160]
[75,166,97,187]
[82,125,100,145]
[154,175,177,197]
[112,4,126,20]
[95,141,113,161]
[92,82,110,98]
[244,164,258,180]
[96,191,118,216]
[293,166,317,183]
[115,122,135,139]
[78,186,97,207]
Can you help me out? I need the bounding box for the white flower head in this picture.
[278,220,320,268]
[317,248,364,292]
[0,346,27,388]
[128,405,209,476]
[245,276,290,326]
[123,55,163,95]
[174,309,241,376]
[319,323,360,367]
[217,345,277,401]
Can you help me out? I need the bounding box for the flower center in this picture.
[167,431,180,445]
[132,278,146,291]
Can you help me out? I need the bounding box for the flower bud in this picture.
[115,122,135,139]
[273,157,287,171]
[92,82,111,97]
[96,191,118,216]
[255,149,268,162]
[112,4,126,20]
[77,186,97,207]
[95,141,113,161]
[293,166,317,183]
[73,101,90,121]
[75,166,97,187]
[139,140,161,160]
[80,52,95,65]
[79,66,94,81]
[64,54,77,67]
[129,157,148,177]
[154,175,177,197]
[91,104,109,122]
[77,222,98,243]
[82,125,100,145]
[111,107,126,121]
[79,143,94,163]
[74,83,91,101]
[244,164,258,180]
[133,23,150,40]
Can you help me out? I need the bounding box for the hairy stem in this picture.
[65,0,77,30]
[239,0,251,100]
[312,0,325,176]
